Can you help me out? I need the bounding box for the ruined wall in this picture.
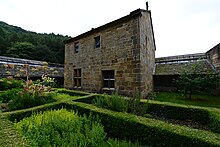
[139,11,155,97]
[65,10,155,97]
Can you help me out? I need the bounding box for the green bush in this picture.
[147,102,210,125]
[209,110,220,134]
[62,101,220,146]
[57,89,89,96]
[93,93,128,112]
[92,93,148,116]
[7,92,56,111]
[0,88,22,103]
[0,78,24,91]
[15,109,106,146]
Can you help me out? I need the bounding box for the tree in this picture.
[177,61,220,99]
[6,42,36,59]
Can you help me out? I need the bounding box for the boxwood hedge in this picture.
[61,101,220,147]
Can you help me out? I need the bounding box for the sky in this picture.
[0,0,220,57]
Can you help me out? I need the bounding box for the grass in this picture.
[0,118,29,147]
[154,92,220,108]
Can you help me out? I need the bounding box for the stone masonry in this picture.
[64,7,156,98]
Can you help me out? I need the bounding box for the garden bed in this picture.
[1,88,220,146]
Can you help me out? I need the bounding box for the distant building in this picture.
[64,4,156,97]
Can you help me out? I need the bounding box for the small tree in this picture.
[177,61,220,99]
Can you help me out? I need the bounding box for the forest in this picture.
[0,21,70,64]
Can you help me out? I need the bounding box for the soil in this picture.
[150,113,210,131]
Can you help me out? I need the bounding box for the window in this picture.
[102,70,115,89]
[73,68,81,88]
[74,42,79,53]
[94,36,100,48]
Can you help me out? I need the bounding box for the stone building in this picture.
[64,5,156,97]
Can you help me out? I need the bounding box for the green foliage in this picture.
[93,93,128,112]
[0,88,22,103]
[8,92,55,111]
[6,42,36,59]
[0,77,24,91]
[0,21,70,63]
[41,74,56,87]
[100,138,146,147]
[15,109,106,146]
[92,93,148,116]
[127,94,148,116]
[57,88,89,96]
[155,91,220,108]
[0,118,29,146]
[176,61,220,98]
[63,101,220,146]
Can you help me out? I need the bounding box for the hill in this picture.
[0,21,70,63]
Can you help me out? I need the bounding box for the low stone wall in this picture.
[0,56,64,78]
[0,63,63,78]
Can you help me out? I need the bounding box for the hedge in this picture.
[56,88,90,96]
[77,94,220,135]
[60,101,220,147]
[144,100,220,134]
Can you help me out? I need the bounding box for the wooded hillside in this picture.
[0,21,70,63]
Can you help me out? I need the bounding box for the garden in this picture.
[0,76,220,146]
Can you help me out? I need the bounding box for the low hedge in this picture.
[76,93,220,135]
[61,101,220,146]
[209,109,220,134]
[1,101,64,122]
[77,94,218,131]
[146,101,210,125]
[144,100,220,134]
[56,89,89,96]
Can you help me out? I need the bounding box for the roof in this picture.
[64,8,156,50]
[154,59,215,75]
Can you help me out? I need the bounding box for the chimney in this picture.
[146,2,149,10]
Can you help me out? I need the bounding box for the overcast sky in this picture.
[0,0,220,57]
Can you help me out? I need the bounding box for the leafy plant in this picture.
[128,93,149,116]
[176,61,220,98]
[8,92,55,111]
[93,93,128,112]
[93,93,148,116]
[0,77,24,91]
[15,109,106,146]
[0,88,22,103]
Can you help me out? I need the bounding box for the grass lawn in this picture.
[0,118,29,147]
[154,92,220,108]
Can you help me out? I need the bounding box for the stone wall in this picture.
[139,11,155,97]
[64,10,155,97]
[206,43,220,73]
[0,56,63,78]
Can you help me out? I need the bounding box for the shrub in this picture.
[0,77,24,91]
[92,93,148,116]
[127,94,148,116]
[0,88,22,103]
[93,93,128,112]
[15,109,106,146]
[62,101,220,146]
[8,92,56,111]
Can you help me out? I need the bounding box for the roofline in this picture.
[64,9,151,44]
[148,11,156,51]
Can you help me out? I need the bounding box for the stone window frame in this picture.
[73,68,81,88]
[94,36,101,48]
[74,42,79,53]
[102,70,115,90]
